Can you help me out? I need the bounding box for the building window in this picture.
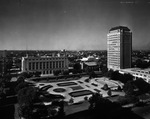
[32,62,35,70]
[40,62,42,69]
[29,62,31,70]
[47,62,49,69]
[62,61,64,68]
[43,62,45,69]
[53,62,55,68]
[59,61,61,68]
[50,62,52,68]
[36,62,38,70]
[56,61,58,68]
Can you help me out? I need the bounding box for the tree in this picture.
[109,71,133,84]
[73,63,81,72]
[123,81,135,96]
[63,70,69,75]
[88,93,102,110]
[117,95,139,105]
[58,101,65,117]
[15,82,29,93]
[34,71,41,77]
[17,86,38,106]
[117,85,122,91]
[72,63,82,74]
[18,105,33,119]
[89,71,96,79]
[72,69,78,74]
[84,96,88,101]
[17,86,39,119]
[3,74,12,82]
[110,70,121,81]
[101,66,108,76]
[106,69,114,78]
[17,76,25,84]
[88,92,114,117]
[134,78,150,94]
[0,78,6,100]
[51,100,65,118]
[102,84,109,90]
[136,59,149,68]
[19,71,33,79]
[68,97,74,104]
[53,70,61,76]
[107,89,112,97]
[123,73,134,83]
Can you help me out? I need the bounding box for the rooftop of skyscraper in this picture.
[109,26,130,31]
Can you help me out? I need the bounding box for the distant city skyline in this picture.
[0,0,150,50]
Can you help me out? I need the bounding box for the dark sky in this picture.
[0,0,150,50]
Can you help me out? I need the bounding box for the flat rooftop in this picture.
[109,26,130,31]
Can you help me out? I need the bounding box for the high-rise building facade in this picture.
[107,26,132,70]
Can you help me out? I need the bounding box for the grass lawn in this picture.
[40,85,53,91]
[69,90,93,97]
[70,86,84,91]
[53,88,66,92]
[57,82,78,86]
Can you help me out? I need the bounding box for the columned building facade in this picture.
[21,56,69,75]
[107,26,132,70]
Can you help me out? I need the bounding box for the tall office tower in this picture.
[107,26,132,70]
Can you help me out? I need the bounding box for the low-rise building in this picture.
[21,56,69,75]
[80,61,100,72]
[119,68,150,83]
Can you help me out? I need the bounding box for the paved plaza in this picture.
[26,76,124,104]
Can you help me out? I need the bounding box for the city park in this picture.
[1,70,150,119]
[26,76,124,104]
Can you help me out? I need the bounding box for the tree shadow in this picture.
[0,104,15,119]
